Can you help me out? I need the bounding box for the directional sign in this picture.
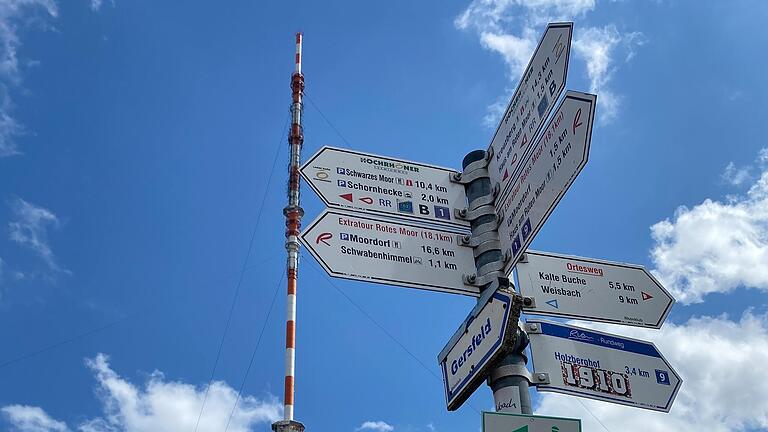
[527,320,682,412]
[438,289,518,410]
[483,412,581,432]
[301,146,469,229]
[488,22,572,204]
[516,250,675,328]
[301,209,478,296]
[497,91,597,273]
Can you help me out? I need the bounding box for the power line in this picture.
[0,315,134,369]
[306,262,483,414]
[308,262,440,380]
[224,272,284,432]
[576,398,612,432]
[193,112,289,432]
[304,91,353,149]
[0,256,278,372]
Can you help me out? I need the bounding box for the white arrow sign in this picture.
[516,250,675,328]
[527,320,682,412]
[301,146,469,229]
[438,289,517,410]
[300,209,478,296]
[483,412,581,432]
[497,91,596,273]
[488,22,573,204]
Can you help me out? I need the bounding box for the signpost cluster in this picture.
[299,21,681,432]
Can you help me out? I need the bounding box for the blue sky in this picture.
[1,1,768,431]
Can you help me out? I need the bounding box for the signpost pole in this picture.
[458,150,532,415]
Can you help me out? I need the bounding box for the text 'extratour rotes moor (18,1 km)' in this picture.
[301,209,479,296]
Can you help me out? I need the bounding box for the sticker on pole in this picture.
[526,320,682,412]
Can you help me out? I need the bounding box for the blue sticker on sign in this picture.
[655,369,671,385]
[337,180,347,187]
[337,167,345,175]
[521,218,532,241]
[434,205,451,220]
[397,200,414,214]
[537,94,550,118]
[511,234,522,255]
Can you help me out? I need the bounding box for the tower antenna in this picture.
[273,32,306,432]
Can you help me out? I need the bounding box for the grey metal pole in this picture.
[460,150,533,415]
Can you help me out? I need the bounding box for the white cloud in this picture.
[81,353,281,431]
[456,0,596,32]
[0,88,23,156]
[536,312,768,431]
[721,161,751,186]
[8,198,68,274]
[0,0,58,157]
[759,148,768,165]
[90,0,102,11]
[1,405,69,432]
[719,147,768,188]
[573,25,644,123]
[479,29,537,79]
[356,421,395,432]
[2,353,281,432]
[650,151,768,304]
[455,0,642,125]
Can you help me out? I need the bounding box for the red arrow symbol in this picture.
[641,291,653,301]
[359,196,374,204]
[572,107,583,134]
[316,232,332,246]
[339,193,353,202]
[503,169,509,181]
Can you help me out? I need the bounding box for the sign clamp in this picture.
[465,259,511,287]
[458,231,497,248]
[520,323,551,386]
[488,360,535,384]
[451,155,490,185]
[456,204,498,223]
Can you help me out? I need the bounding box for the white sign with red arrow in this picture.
[301,146,469,229]
[496,91,597,273]
[300,209,479,296]
[515,250,675,329]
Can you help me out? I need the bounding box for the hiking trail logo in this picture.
[568,330,594,343]
[316,232,332,246]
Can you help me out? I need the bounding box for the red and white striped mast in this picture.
[274,33,305,432]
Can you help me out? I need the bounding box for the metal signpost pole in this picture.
[457,150,532,415]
